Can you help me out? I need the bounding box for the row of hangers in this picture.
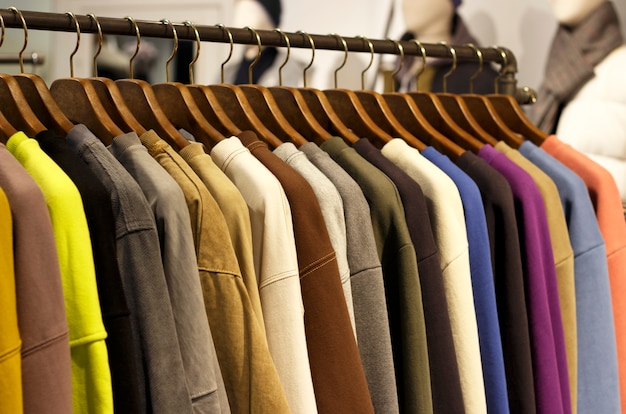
[0,8,547,162]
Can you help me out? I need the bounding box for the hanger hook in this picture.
[439,41,456,93]
[356,35,374,90]
[297,31,315,88]
[388,38,404,79]
[244,26,262,84]
[8,7,27,73]
[215,24,233,84]
[87,13,103,77]
[329,33,348,88]
[64,12,81,78]
[160,19,178,83]
[491,46,508,94]
[465,43,482,94]
[408,38,427,91]
[184,21,201,84]
[274,28,290,86]
[0,14,5,50]
[125,16,141,80]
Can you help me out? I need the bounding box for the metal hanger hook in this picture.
[215,24,233,84]
[356,35,374,90]
[0,14,5,50]
[184,21,201,84]
[65,12,80,78]
[465,43,482,94]
[160,19,178,83]
[87,13,103,77]
[329,33,348,88]
[409,38,427,90]
[296,31,315,88]
[492,46,508,94]
[244,26,262,84]
[439,41,457,93]
[388,38,404,79]
[125,16,141,80]
[274,28,290,86]
[8,7,27,73]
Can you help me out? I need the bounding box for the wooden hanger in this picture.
[398,40,484,153]
[488,90,546,145]
[5,8,73,135]
[353,37,426,150]
[82,13,147,136]
[0,111,18,143]
[236,26,308,147]
[266,29,332,145]
[426,40,498,145]
[49,11,124,144]
[281,31,360,144]
[0,13,17,143]
[151,20,224,148]
[484,48,546,145]
[194,24,283,149]
[114,16,190,150]
[322,33,394,144]
[460,45,526,148]
[433,42,499,146]
[381,39,465,159]
[185,24,241,139]
[14,73,75,135]
[0,8,47,137]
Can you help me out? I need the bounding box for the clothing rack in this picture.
[0,52,44,65]
[0,9,533,104]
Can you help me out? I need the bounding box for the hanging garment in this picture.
[422,146,510,414]
[36,130,143,414]
[495,142,574,414]
[525,1,624,134]
[381,138,486,414]
[0,187,22,414]
[0,144,72,414]
[108,131,230,414]
[300,142,399,414]
[179,141,265,335]
[478,144,565,414]
[242,131,375,414]
[541,134,626,413]
[211,136,318,414]
[520,141,621,414]
[455,151,536,414]
[320,136,432,414]
[66,125,194,414]
[140,130,290,414]
[352,138,464,414]
[8,131,113,414]
[274,142,357,337]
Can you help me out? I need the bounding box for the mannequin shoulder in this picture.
[595,45,626,80]
[573,44,626,102]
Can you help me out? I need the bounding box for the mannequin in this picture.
[401,0,454,45]
[549,0,604,26]
[395,0,498,94]
[532,0,626,201]
[231,0,282,84]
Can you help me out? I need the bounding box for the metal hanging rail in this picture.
[0,8,531,103]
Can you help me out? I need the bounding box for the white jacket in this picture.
[556,44,626,202]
